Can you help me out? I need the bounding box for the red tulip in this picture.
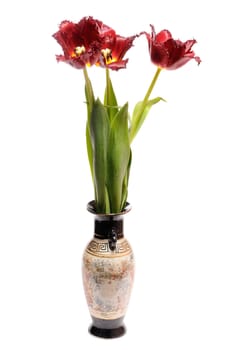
[53,16,136,70]
[53,17,112,69]
[145,25,201,70]
[97,34,137,70]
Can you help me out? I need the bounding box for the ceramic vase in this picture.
[82,201,134,338]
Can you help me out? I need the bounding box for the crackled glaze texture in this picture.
[82,237,134,320]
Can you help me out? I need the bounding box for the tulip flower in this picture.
[145,25,201,70]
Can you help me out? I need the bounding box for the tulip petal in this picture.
[156,30,172,43]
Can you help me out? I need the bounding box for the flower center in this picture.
[101,48,113,64]
[74,45,86,56]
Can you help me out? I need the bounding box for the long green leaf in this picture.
[121,149,132,210]
[104,68,119,122]
[129,97,165,143]
[107,103,130,213]
[85,123,93,180]
[84,68,95,179]
[90,98,110,213]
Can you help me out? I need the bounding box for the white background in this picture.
[0,0,231,349]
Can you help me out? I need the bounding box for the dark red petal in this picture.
[194,55,201,65]
[76,17,103,46]
[111,35,136,60]
[55,54,86,69]
[106,59,129,71]
[149,24,156,41]
[55,54,67,63]
[166,55,199,70]
[82,48,101,66]
[156,30,172,43]
[53,20,80,57]
[98,22,116,38]
[184,39,197,52]
[53,16,107,69]
[164,39,186,66]
[97,33,137,69]
[150,43,169,68]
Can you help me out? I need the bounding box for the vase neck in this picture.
[94,216,124,240]
[87,200,131,251]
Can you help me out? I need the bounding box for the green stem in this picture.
[83,66,88,80]
[143,67,162,106]
[83,67,94,121]
[106,67,110,89]
[129,66,162,143]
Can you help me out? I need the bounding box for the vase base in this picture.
[89,316,126,338]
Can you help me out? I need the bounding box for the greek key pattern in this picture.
[86,239,131,256]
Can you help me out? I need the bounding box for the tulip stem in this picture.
[143,67,162,105]
[106,67,110,85]
[129,67,162,143]
[83,67,95,119]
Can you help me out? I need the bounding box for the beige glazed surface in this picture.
[82,237,134,320]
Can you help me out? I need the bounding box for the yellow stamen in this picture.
[74,45,86,56]
[101,48,113,64]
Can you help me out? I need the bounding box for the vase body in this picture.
[82,201,134,338]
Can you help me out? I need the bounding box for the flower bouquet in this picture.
[53,16,200,214]
[53,16,200,338]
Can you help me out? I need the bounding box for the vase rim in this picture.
[87,200,132,217]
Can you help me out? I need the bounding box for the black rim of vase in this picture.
[87,200,132,217]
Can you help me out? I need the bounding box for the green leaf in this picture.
[106,103,131,213]
[121,149,132,210]
[90,98,110,213]
[129,97,165,143]
[84,68,95,179]
[104,68,119,122]
[86,123,93,180]
[84,69,95,122]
